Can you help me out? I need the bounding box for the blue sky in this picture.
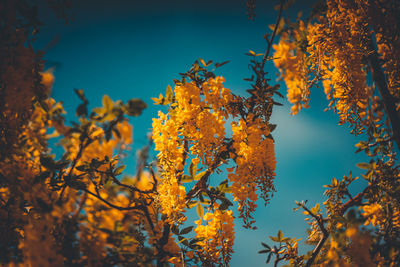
[36,1,369,265]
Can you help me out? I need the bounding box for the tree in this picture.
[258,0,400,266]
[1,0,399,266]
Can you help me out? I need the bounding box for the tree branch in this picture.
[368,44,400,152]
[261,0,284,70]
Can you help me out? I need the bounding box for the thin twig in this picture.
[261,0,284,70]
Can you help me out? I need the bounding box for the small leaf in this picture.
[69,180,87,190]
[199,58,207,67]
[92,107,105,115]
[180,226,194,235]
[278,230,283,241]
[261,242,270,249]
[187,200,197,209]
[356,162,371,170]
[40,155,56,169]
[269,236,279,242]
[171,224,179,235]
[76,165,86,172]
[249,50,256,56]
[165,85,173,103]
[114,165,126,176]
[181,174,193,183]
[215,61,230,68]
[269,124,277,132]
[76,103,88,117]
[151,97,160,105]
[194,171,206,181]
[196,203,204,218]
[177,236,187,244]
[102,95,114,112]
[74,89,87,102]
[189,161,197,178]
[126,98,147,116]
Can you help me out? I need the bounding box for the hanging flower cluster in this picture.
[229,114,276,225]
[273,21,310,115]
[194,209,235,266]
[273,0,376,131]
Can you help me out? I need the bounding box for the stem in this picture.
[301,203,328,267]
[304,185,370,266]
[305,233,328,267]
[261,0,284,70]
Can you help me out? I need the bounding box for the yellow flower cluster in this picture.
[194,209,235,265]
[152,77,234,224]
[152,110,187,224]
[273,0,374,129]
[362,203,400,228]
[229,115,276,226]
[153,76,277,232]
[309,0,371,126]
[273,21,309,115]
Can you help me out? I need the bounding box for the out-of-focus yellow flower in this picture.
[40,69,55,95]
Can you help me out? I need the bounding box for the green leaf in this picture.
[189,161,197,178]
[76,103,88,117]
[194,171,206,181]
[74,89,87,102]
[40,154,56,169]
[92,107,105,115]
[69,180,87,190]
[278,230,283,241]
[196,203,204,218]
[310,203,320,215]
[126,98,147,116]
[102,95,114,112]
[199,58,207,67]
[261,242,270,249]
[269,236,279,242]
[187,200,197,209]
[177,236,187,244]
[76,165,86,172]
[151,97,161,105]
[114,165,126,176]
[356,162,372,170]
[180,226,194,235]
[214,61,229,68]
[171,224,179,235]
[165,85,173,103]
[181,174,193,183]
